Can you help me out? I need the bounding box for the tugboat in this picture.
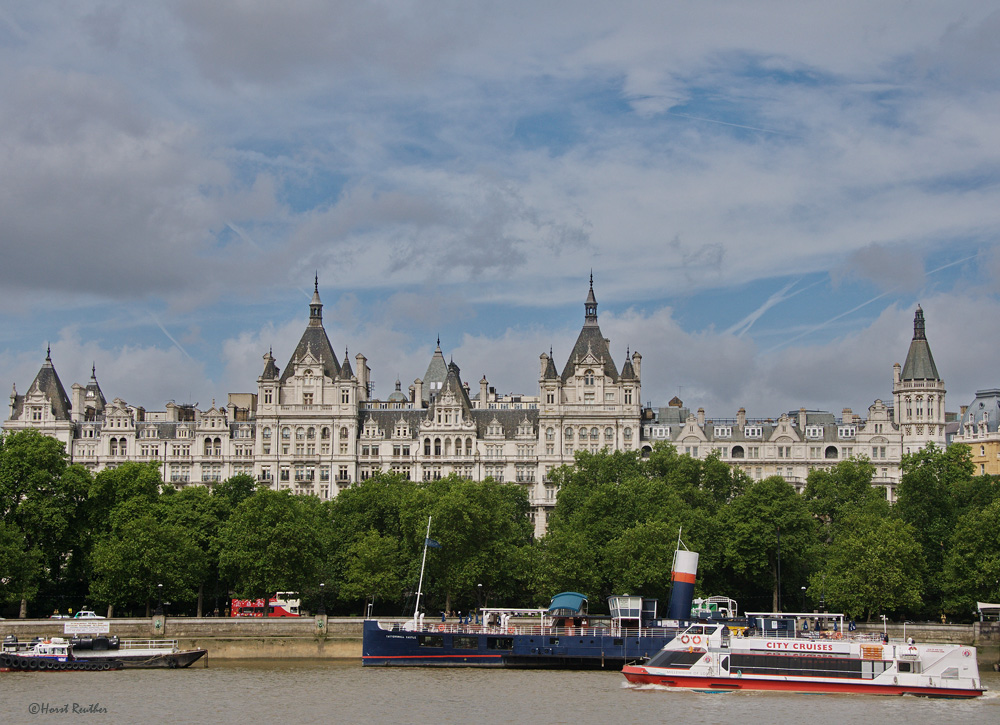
[622,612,986,698]
[0,637,123,672]
[2,635,206,670]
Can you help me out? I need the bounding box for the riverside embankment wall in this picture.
[2,618,998,665]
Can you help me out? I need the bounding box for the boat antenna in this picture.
[413,516,432,626]
[672,526,688,572]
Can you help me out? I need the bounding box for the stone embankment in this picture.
[2,617,998,666]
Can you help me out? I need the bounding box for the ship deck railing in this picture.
[383,622,677,638]
[116,639,178,651]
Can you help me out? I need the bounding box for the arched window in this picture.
[565,428,573,440]
[296,427,305,440]
[321,427,330,440]
[731,445,745,459]
[281,427,291,439]
[591,427,599,439]
[262,427,272,439]
[307,427,316,440]
[204,438,212,455]
[424,438,431,456]
[466,438,473,456]
[825,446,839,459]
[579,427,588,440]
[434,438,442,456]
[605,427,614,439]
[109,438,118,456]
[584,369,595,385]
[340,427,349,439]
[546,427,555,441]
[624,427,632,440]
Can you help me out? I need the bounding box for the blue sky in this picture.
[2,1,999,418]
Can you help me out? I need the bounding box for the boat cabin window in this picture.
[418,635,444,648]
[645,650,705,668]
[897,661,920,673]
[453,636,479,650]
[487,637,513,650]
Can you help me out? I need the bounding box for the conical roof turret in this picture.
[900,305,940,381]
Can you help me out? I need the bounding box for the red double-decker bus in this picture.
[231,592,301,617]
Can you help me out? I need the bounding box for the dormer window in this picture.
[584,370,595,386]
[805,426,823,439]
[744,426,762,438]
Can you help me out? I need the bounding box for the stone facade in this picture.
[4,280,951,530]
[953,389,1000,476]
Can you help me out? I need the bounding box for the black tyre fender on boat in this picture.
[28,658,39,670]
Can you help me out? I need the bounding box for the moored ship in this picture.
[363,531,740,668]
[3,635,206,670]
[622,612,986,698]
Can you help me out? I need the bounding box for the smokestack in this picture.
[666,549,700,620]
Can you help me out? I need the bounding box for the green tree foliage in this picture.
[813,513,924,621]
[895,444,974,616]
[0,430,91,616]
[722,476,816,612]
[89,509,208,614]
[943,498,1000,616]
[218,489,326,613]
[339,530,406,608]
[407,476,534,612]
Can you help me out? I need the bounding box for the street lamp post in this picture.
[800,586,806,612]
[318,583,326,616]
[155,583,164,616]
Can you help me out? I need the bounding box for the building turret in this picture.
[893,305,946,451]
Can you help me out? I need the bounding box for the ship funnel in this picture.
[666,549,699,620]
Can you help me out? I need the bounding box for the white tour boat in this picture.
[622,612,985,698]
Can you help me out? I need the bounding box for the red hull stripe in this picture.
[621,667,982,698]
[671,572,697,584]
[363,654,503,660]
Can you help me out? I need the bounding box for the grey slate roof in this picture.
[960,389,1000,434]
[900,306,941,381]
[280,283,340,383]
[422,340,449,402]
[339,350,354,379]
[14,351,73,421]
[260,350,280,380]
[560,281,619,383]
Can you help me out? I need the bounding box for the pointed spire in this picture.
[913,304,926,340]
[901,305,939,381]
[584,274,598,325]
[340,347,354,378]
[309,275,323,325]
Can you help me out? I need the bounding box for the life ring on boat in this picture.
[680,635,690,644]
[691,635,702,645]
[704,655,712,664]
[507,627,517,634]
[833,632,842,640]
[438,624,446,631]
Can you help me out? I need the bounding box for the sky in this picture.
[2,1,999,420]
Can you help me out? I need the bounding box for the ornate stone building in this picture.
[953,388,1000,476]
[4,281,949,529]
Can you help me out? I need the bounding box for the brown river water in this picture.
[3,661,1000,724]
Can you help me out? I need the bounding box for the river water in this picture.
[4,661,1000,724]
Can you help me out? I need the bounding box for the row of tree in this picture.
[2,428,998,621]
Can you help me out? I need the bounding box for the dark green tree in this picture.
[218,489,326,615]
[812,512,924,621]
[0,429,91,617]
[894,443,973,616]
[942,498,1000,617]
[722,476,816,612]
